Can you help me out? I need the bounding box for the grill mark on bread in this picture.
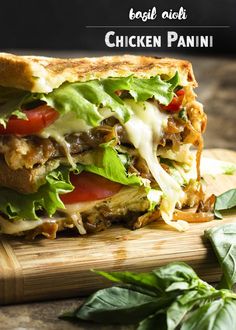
[0,53,197,92]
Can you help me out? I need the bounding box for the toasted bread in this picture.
[0,53,196,93]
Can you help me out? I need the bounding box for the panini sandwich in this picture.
[0,53,206,238]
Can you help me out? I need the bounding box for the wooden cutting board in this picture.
[0,148,236,305]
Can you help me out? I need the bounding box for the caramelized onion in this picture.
[196,194,216,213]
[173,210,214,223]
[26,221,59,239]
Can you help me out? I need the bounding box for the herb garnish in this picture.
[60,261,236,329]
[205,223,236,290]
[59,188,236,329]
[214,188,236,219]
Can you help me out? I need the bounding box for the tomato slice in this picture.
[162,89,185,112]
[0,105,59,135]
[60,172,122,204]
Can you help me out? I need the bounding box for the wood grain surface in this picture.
[0,148,235,306]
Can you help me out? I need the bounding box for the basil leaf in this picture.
[181,298,236,330]
[152,262,199,292]
[64,286,161,325]
[214,188,236,219]
[166,290,212,330]
[60,262,236,329]
[166,296,197,330]
[137,312,167,330]
[94,270,164,293]
[205,224,236,290]
[95,262,201,295]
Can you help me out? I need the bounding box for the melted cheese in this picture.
[39,112,92,168]
[0,216,44,234]
[124,100,186,230]
[157,144,193,165]
[0,199,96,235]
[70,213,86,235]
[62,200,102,213]
[42,111,92,136]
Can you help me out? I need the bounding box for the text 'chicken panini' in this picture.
[0,53,206,238]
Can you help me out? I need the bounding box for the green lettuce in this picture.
[0,147,141,220]
[0,87,29,127]
[0,73,179,127]
[81,146,142,186]
[0,168,73,220]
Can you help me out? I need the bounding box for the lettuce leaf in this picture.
[41,81,105,127]
[0,167,73,220]
[0,87,29,127]
[0,73,179,127]
[82,146,142,186]
[0,147,141,220]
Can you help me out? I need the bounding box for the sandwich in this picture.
[0,53,207,238]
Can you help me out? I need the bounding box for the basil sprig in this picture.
[60,262,236,329]
[59,188,236,329]
[214,188,236,219]
[206,223,236,290]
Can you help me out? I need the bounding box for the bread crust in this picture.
[0,53,197,93]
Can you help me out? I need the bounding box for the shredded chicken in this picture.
[0,135,56,170]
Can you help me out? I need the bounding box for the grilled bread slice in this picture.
[0,53,196,92]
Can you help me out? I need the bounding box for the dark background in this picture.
[1,0,235,55]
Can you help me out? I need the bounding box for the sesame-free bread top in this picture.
[0,53,197,93]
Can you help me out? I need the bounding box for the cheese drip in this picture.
[124,100,186,230]
[39,112,92,168]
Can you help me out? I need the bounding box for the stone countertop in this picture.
[0,53,235,330]
[0,298,134,330]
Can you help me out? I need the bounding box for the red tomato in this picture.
[0,105,59,135]
[162,89,185,112]
[60,172,122,204]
